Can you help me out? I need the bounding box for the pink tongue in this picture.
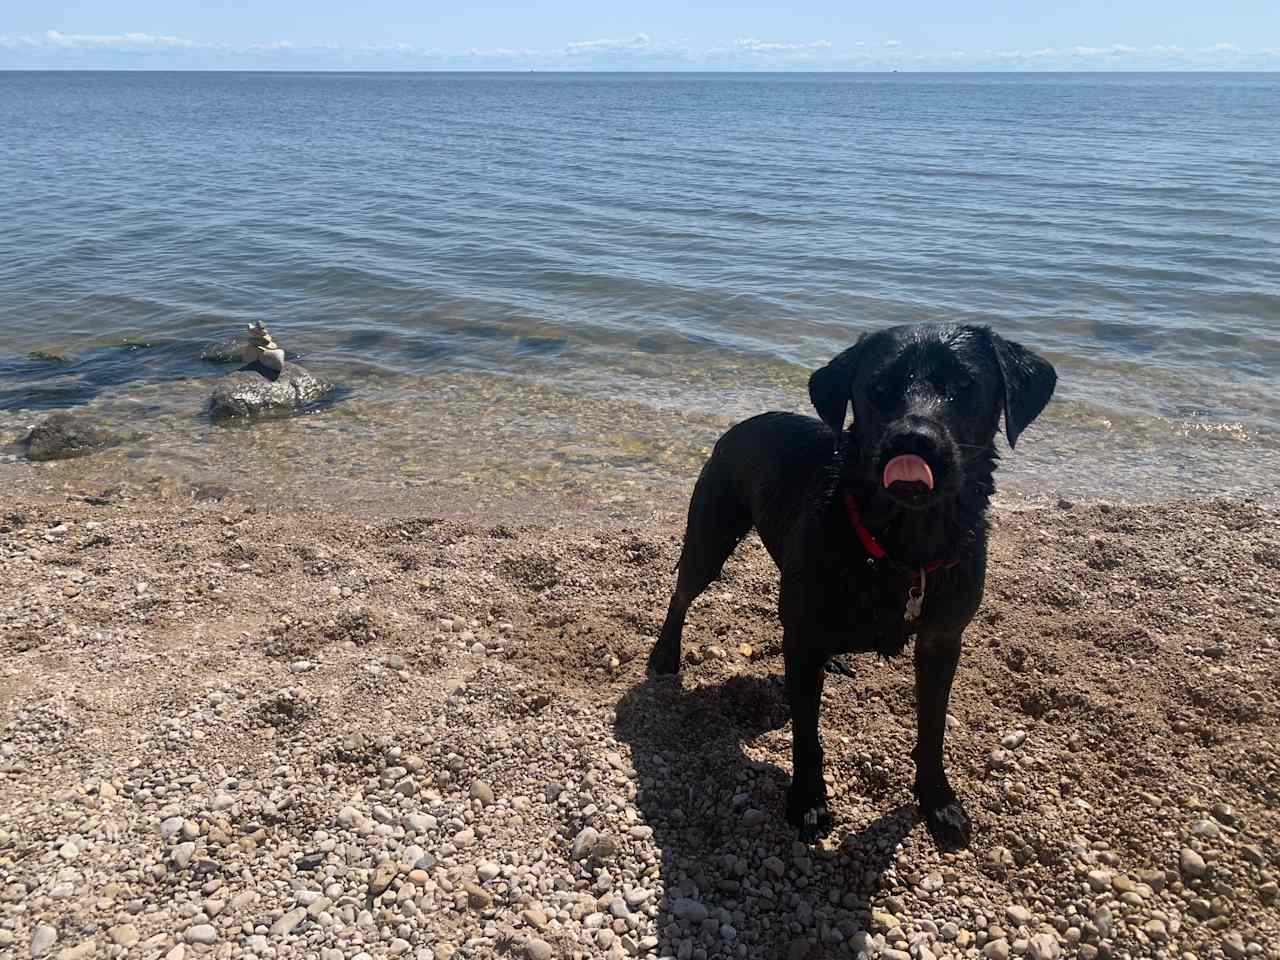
[883,454,934,490]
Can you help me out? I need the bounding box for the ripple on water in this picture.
[1,72,1278,502]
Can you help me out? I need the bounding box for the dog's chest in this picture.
[823,561,932,657]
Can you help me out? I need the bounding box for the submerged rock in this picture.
[201,337,252,364]
[209,362,334,421]
[20,412,123,461]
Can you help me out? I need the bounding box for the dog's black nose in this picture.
[885,417,947,463]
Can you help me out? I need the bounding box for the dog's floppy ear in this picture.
[982,328,1057,448]
[808,335,868,441]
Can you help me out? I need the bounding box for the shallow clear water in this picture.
[1,71,1278,501]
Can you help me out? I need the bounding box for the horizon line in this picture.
[3,66,1278,74]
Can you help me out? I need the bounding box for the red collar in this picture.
[843,492,957,578]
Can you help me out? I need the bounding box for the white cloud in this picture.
[566,34,651,54]
[462,47,530,58]
[734,37,832,53]
[44,30,196,48]
[978,41,1263,68]
[1068,44,1143,56]
[3,29,1276,70]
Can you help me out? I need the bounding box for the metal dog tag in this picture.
[904,569,926,622]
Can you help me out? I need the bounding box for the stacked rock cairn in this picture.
[241,323,286,372]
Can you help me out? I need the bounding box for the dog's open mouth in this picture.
[882,454,935,491]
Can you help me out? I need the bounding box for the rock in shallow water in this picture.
[209,362,334,420]
[200,337,252,363]
[19,412,124,461]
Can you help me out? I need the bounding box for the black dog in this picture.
[648,323,1056,848]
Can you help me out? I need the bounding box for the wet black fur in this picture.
[648,323,1056,848]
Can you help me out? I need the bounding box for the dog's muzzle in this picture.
[879,421,953,505]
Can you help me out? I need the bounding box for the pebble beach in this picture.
[1,463,1277,960]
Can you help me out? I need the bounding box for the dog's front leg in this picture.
[913,630,971,849]
[783,632,832,842]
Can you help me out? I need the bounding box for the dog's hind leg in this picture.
[648,457,751,675]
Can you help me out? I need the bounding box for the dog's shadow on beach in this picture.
[613,674,914,960]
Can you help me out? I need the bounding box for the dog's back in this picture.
[704,412,834,563]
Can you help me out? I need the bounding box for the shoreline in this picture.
[1,478,1277,960]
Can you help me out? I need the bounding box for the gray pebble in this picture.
[31,925,57,958]
[185,925,217,945]
[1180,847,1207,877]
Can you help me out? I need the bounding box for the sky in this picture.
[3,1,1279,70]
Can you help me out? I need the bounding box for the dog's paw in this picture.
[786,786,832,843]
[791,804,832,843]
[922,797,972,850]
[646,643,680,676]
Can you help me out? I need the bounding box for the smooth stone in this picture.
[1001,730,1028,750]
[108,926,140,948]
[209,362,334,420]
[1222,933,1247,960]
[1180,848,1208,877]
[1142,919,1169,943]
[1087,870,1111,892]
[1005,905,1033,926]
[520,909,548,929]
[185,926,216,945]
[369,863,397,896]
[270,907,307,937]
[571,827,599,861]
[20,413,125,462]
[672,898,709,924]
[463,882,492,909]
[173,841,196,868]
[31,926,58,958]
[525,940,553,960]
[57,941,96,960]
[1211,803,1237,825]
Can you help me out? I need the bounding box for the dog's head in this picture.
[808,324,1056,508]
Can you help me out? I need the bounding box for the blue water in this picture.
[1,71,1279,500]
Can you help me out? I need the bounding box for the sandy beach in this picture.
[1,459,1277,960]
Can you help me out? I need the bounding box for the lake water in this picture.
[1,71,1278,503]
